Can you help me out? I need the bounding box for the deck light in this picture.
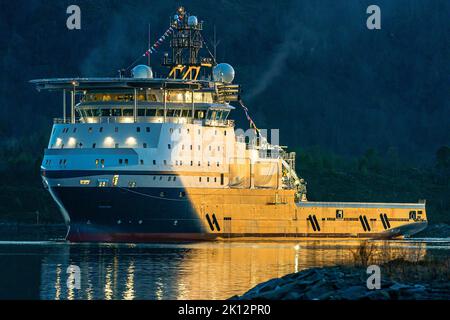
[104,137,114,147]
[126,137,137,146]
[68,137,76,147]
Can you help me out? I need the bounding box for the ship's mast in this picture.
[163,6,214,80]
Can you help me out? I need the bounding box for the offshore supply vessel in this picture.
[32,7,427,242]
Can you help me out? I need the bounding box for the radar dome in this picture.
[213,63,235,83]
[132,65,153,79]
[188,16,198,26]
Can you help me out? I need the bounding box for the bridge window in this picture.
[125,159,129,165]
[146,109,156,117]
[146,127,150,132]
[92,143,96,148]
[138,109,145,117]
[119,159,123,165]
[143,143,147,148]
[112,109,121,117]
[101,109,110,117]
[137,127,141,133]
[123,109,133,116]
[195,111,205,119]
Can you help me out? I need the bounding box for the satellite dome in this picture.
[213,63,235,83]
[132,65,153,79]
[188,16,198,26]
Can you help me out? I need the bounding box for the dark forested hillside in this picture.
[0,0,449,223]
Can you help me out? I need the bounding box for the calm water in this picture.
[0,239,449,300]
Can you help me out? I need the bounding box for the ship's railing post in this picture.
[63,89,66,123]
[191,89,195,120]
[71,89,75,124]
[163,86,167,123]
[134,88,138,123]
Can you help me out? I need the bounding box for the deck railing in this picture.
[53,117,235,127]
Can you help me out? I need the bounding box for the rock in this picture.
[390,282,412,291]
[281,291,303,300]
[363,290,391,300]
[232,263,450,300]
[244,277,282,296]
[336,286,369,300]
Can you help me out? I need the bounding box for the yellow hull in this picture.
[187,188,427,240]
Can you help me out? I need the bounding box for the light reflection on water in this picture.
[0,239,449,300]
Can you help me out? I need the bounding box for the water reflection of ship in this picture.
[39,241,427,300]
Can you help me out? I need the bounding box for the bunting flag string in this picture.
[238,100,260,134]
[143,26,175,57]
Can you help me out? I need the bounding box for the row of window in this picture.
[56,141,225,151]
[80,175,224,187]
[44,159,68,166]
[78,108,208,119]
[58,126,228,136]
[98,158,221,167]
[79,108,231,121]
[61,126,152,134]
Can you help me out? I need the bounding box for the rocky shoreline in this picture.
[231,261,450,300]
